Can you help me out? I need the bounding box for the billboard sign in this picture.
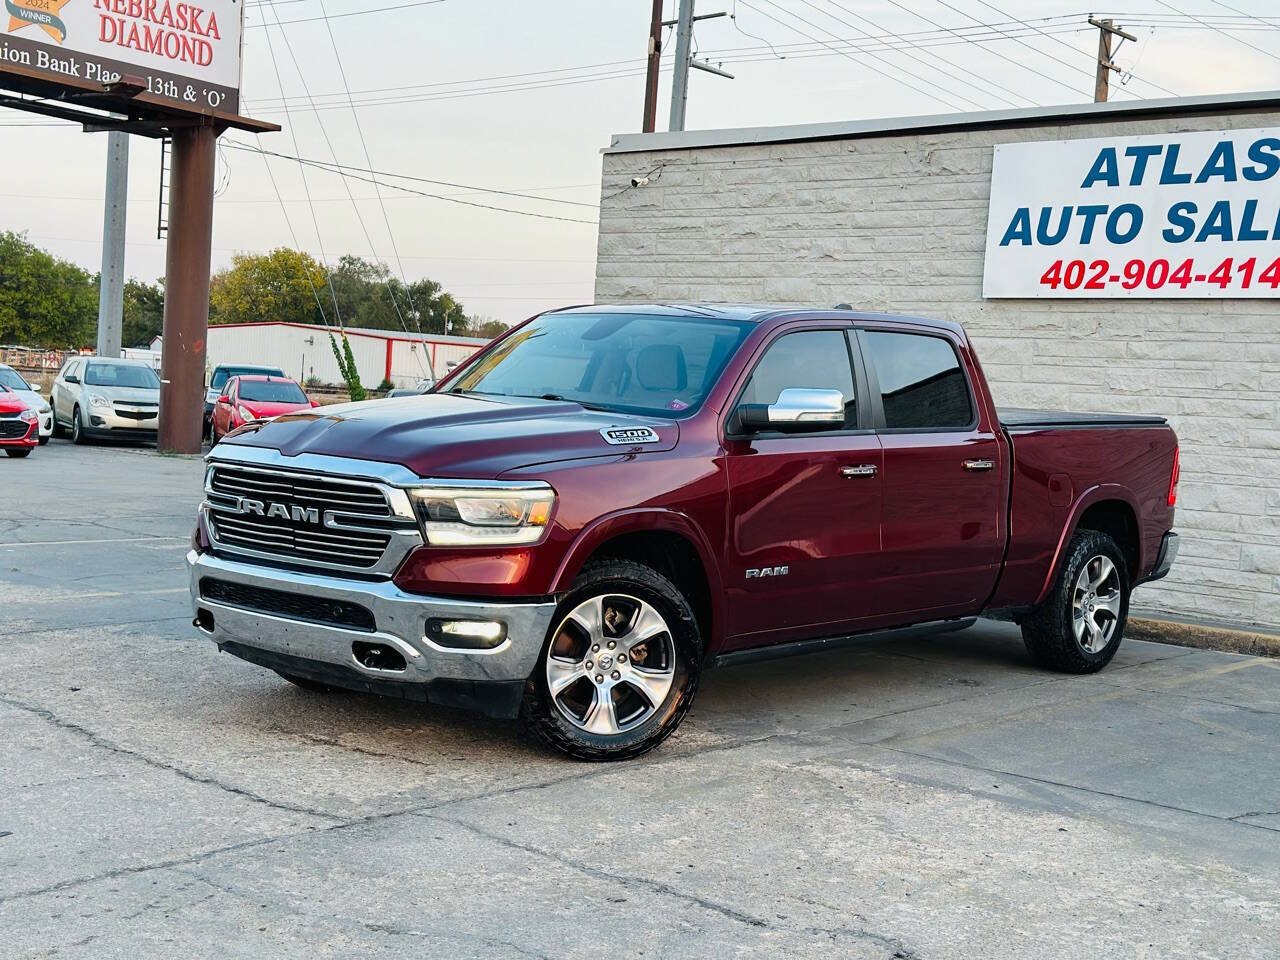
[983,128,1280,298]
[1,0,243,113]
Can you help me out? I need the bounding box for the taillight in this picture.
[1167,445,1180,506]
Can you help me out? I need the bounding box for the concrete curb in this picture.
[1128,617,1280,659]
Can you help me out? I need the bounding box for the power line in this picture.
[808,0,1031,109]
[244,0,449,29]
[739,0,975,111]
[221,141,598,208]
[222,142,599,224]
[1152,0,1280,62]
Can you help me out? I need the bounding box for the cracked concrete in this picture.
[3,441,1280,959]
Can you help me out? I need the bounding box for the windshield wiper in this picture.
[538,393,609,412]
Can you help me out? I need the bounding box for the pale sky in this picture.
[2,0,1279,326]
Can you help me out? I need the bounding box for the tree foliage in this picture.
[329,331,366,401]
[209,248,328,327]
[0,231,98,348]
[122,279,165,348]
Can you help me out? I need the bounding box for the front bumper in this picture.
[187,550,558,717]
[87,406,159,437]
[38,412,52,438]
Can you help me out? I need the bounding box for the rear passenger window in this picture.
[863,332,973,429]
[740,330,856,428]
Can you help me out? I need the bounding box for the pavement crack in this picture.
[359,922,557,959]
[0,694,345,824]
[421,811,769,929]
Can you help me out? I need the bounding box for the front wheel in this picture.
[71,407,86,445]
[1021,529,1130,674]
[5,448,32,458]
[38,435,49,445]
[522,558,702,761]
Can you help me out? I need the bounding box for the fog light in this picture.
[426,618,507,650]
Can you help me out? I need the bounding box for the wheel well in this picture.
[1075,499,1139,582]
[585,531,712,648]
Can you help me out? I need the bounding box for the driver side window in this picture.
[740,330,857,428]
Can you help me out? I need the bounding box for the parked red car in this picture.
[211,375,317,442]
[0,386,39,458]
[190,305,1179,760]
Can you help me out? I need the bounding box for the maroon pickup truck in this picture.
[188,305,1180,760]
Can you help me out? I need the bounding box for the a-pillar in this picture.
[158,124,217,454]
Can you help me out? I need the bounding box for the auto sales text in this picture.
[999,136,1280,247]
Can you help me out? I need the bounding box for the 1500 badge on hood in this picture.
[600,426,660,445]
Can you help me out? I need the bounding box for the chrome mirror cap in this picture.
[767,387,845,424]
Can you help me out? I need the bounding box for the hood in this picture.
[0,396,27,415]
[220,393,679,478]
[241,400,313,419]
[87,385,159,404]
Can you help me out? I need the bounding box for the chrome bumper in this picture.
[187,550,557,685]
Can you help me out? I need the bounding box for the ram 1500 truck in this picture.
[188,304,1180,760]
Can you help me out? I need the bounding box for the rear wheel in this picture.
[1022,529,1129,673]
[523,558,702,761]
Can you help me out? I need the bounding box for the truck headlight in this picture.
[89,393,111,409]
[407,485,555,546]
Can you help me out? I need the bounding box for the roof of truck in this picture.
[550,302,964,335]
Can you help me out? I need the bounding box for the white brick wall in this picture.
[595,110,1280,631]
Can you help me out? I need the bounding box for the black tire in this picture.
[275,671,341,694]
[71,407,86,445]
[38,435,49,445]
[51,417,65,439]
[522,558,703,762]
[1021,529,1130,674]
[5,448,32,458]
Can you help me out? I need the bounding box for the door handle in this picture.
[840,464,878,478]
[963,458,995,472]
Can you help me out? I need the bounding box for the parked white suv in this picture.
[51,357,161,444]
[0,364,53,443]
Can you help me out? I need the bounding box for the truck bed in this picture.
[998,407,1168,430]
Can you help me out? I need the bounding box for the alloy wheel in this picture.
[545,594,676,736]
[1073,555,1121,653]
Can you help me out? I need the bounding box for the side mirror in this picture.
[736,387,846,433]
[64,374,79,384]
[310,400,320,408]
[217,394,231,404]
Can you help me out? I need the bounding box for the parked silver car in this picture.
[51,357,161,444]
[0,363,53,443]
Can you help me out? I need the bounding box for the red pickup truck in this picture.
[189,305,1179,760]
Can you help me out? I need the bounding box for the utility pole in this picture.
[668,0,695,131]
[1089,17,1137,103]
[642,0,664,133]
[96,131,129,358]
[667,1,732,132]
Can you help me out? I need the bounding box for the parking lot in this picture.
[1,440,1278,958]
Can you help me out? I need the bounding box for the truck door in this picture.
[856,328,1005,617]
[722,327,884,649]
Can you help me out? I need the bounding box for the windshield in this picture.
[239,380,307,404]
[212,366,283,389]
[0,367,31,391]
[84,362,160,389]
[448,313,750,418]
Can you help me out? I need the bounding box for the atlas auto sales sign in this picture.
[0,0,242,113]
[983,128,1280,298]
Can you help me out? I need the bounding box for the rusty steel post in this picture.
[158,124,217,454]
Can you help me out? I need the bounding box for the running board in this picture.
[710,617,978,668]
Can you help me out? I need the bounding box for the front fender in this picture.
[550,508,727,649]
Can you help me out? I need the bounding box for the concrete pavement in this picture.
[2,441,1278,958]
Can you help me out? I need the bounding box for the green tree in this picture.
[328,331,366,401]
[209,248,328,326]
[122,278,165,348]
[0,231,98,348]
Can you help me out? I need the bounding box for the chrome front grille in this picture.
[205,463,417,572]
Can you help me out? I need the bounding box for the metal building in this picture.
[595,91,1280,632]
[193,323,487,388]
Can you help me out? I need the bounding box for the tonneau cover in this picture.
[998,407,1167,429]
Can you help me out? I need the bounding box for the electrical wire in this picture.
[808,0,1031,109]
[1151,0,1280,62]
[739,0,975,111]
[244,0,449,29]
